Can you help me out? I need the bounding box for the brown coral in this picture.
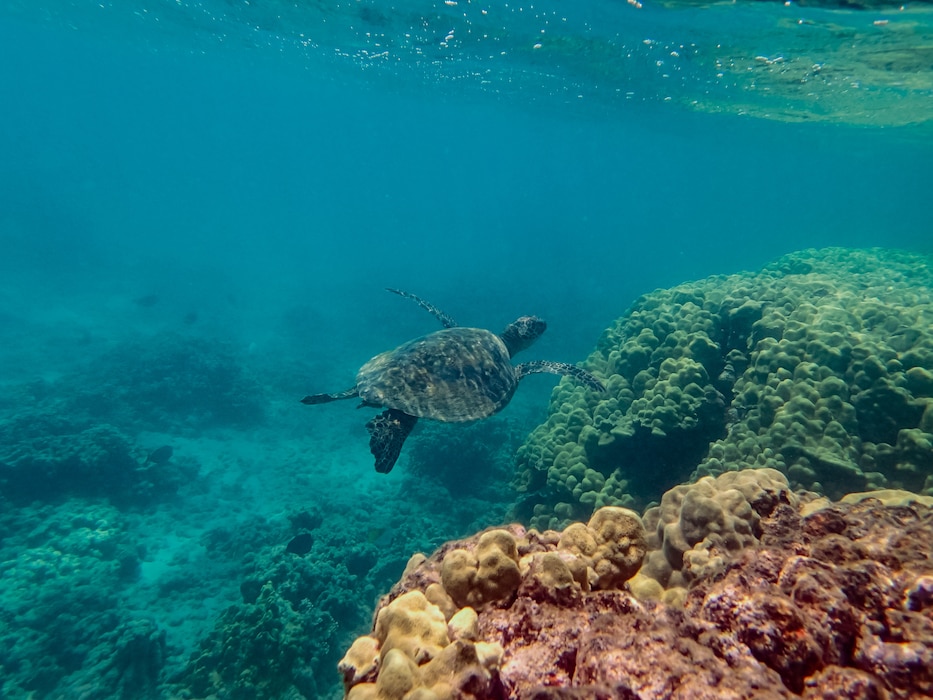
[639,467,796,593]
[340,471,933,700]
[557,506,647,590]
[440,529,523,609]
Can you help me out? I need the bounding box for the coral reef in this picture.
[338,505,648,699]
[340,469,933,700]
[406,416,528,502]
[175,505,415,700]
[636,467,797,600]
[0,500,158,699]
[0,410,197,505]
[515,248,933,530]
[179,580,335,699]
[69,331,267,432]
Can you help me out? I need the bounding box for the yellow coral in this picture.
[338,635,380,688]
[639,468,796,592]
[375,649,417,700]
[447,607,478,642]
[586,506,649,589]
[373,591,449,664]
[440,530,521,608]
[524,551,582,591]
[558,506,647,590]
[347,589,502,699]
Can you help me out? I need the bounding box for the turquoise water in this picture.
[1,1,931,698]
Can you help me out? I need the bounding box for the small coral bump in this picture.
[338,635,380,688]
[447,607,479,642]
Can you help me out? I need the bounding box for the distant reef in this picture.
[513,247,933,530]
[0,331,264,505]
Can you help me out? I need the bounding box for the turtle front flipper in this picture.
[300,387,359,405]
[386,288,458,329]
[516,361,607,393]
[366,409,418,473]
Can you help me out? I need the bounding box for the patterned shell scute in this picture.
[356,327,519,422]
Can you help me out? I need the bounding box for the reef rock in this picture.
[339,506,648,699]
[339,470,933,700]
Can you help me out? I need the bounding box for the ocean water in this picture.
[0,0,931,698]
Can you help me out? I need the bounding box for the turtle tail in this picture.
[366,409,418,473]
[300,387,359,405]
[515,361,607,393]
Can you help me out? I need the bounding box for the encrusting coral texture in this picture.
[513,247,933,530]
[339,468,933,700]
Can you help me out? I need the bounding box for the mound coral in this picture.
[339,469,933,699]
[514,248,933,529]
[340,506,648,699]
[441,529,523,609]
[636,467,796,600]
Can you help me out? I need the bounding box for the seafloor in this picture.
[1,246,932,699]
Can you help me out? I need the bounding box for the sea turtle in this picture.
[301,289,605,473]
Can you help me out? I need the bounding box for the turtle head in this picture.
[500,315,546,357]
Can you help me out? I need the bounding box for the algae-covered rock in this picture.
[341,470,933,700]
[515,248,933,529]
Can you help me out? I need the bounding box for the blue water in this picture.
[1,1,932,698]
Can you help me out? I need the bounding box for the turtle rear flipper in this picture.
[516,361,607,393]
[366,409,418,473]
[301,387,359,405]
[386,288,458,329]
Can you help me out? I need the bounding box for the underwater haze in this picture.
[1,0,932,698]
